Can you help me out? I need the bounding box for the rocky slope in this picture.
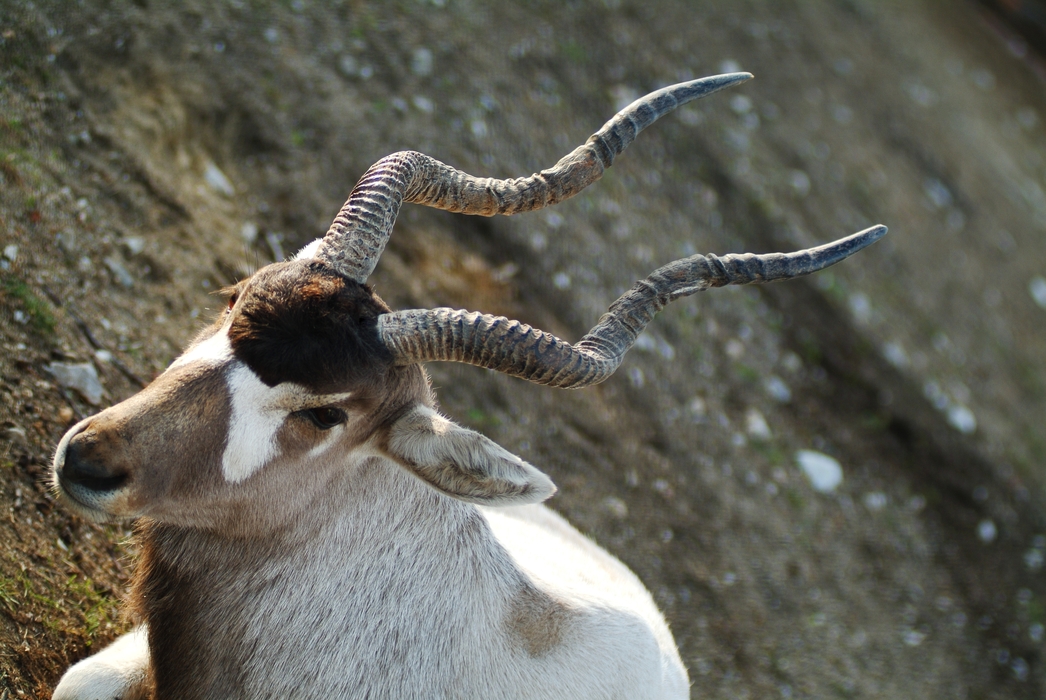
[1,0,1045,697]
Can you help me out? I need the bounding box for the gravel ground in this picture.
[1,1,1045,697]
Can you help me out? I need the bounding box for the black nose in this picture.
[61,436,129,492]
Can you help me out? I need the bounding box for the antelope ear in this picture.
[384,405,556,506]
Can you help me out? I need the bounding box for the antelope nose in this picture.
[60,434,129,492]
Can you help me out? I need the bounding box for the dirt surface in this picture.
[1,0,1045,697]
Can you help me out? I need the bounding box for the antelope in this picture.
[51,72,885,700]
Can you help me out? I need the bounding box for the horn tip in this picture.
[715,71,755,86]
[859,224,888,244]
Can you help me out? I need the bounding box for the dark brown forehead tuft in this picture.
[228,260,393,392]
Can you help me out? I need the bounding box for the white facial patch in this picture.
[222,362,355,483]
[222,363,286,483]
[170,329,233,369]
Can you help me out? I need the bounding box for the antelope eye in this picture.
[300,406,348,430]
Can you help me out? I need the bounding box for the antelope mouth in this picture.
[54,479,129,522]
[60,469,129,493]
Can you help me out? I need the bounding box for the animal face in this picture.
[53,258,413,532]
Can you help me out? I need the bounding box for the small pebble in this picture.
[848,292,871,324]
[796,450,843,493]
[789,170,811,197]
[103,257,134,289]
[203,161,234,196]
[863,492,888,511]
[729,94,753,114]
[882,341,907,368]
[745,408,772,440]
[764,375,791,403]
[241,222,259,244]
[411,47,433,76]
[688,397,706,418]
[1030,276,1046,310]
[635,333,657,352]
[902,629,926,647]
[123,237,145,255]
[947,404,977,434]
[46,361,104,405]
[5,426,27,446]
[977,519,997,543]
[603,496,628,519]
[720,59,742,73]
[412,95,434,113]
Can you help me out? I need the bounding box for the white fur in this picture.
[388,405,556,505]
[59,464,687,699]
[294,238,323,260]
[170,329,231,368]
[222,363,354,482]
[305,429,340,458]
[53,626,149,700]
[482,504,690,698]
[221,362,286,482]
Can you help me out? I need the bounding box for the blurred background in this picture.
[1,0,1045,697]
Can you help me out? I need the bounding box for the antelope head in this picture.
[51,73,885,535]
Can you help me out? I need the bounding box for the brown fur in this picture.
[130,522,255,700]
[505,582,572,658]
[228,260,394,393]
[57,362,231,523]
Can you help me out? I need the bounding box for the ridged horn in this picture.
[377,225,887,389]
[316,72,754,282]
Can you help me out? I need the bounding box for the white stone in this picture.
[47,362,104,406]
[863,492,888,511]
[1029,276,1046,310]
[745,409,772,440]
[881,341,909,368]
[764,375,792,403]
[104,257,134,289]
[795,450,843,493]
[603,497,628,519]
[123,237,145,255]
[977,519,997,543]
[947,404,977,434]
[203,161,234,196]
[412,95,434,114]
[411,48,433,76]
